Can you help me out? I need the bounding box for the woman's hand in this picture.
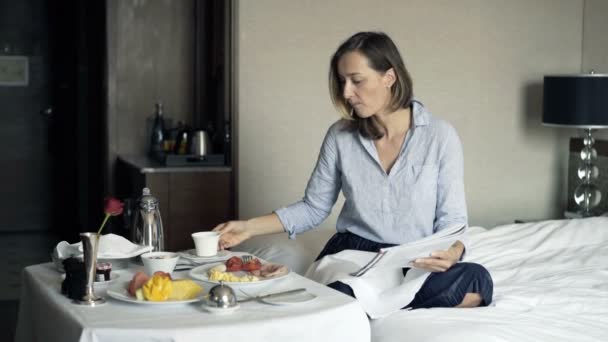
[410,241,464,272]
[212,220,251,250]
[212,214,286,250]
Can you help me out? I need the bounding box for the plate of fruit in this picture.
[107,271,205,305]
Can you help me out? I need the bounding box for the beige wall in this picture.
[106,0,194,190]
[582,0,608,145]
[236,0,584,229]
[583,0,608,74]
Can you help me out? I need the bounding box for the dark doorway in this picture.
[0,0,54,233]
[0,2,106,341]
[0,0,106,242]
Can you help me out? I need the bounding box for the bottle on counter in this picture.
[149,102,166,160]
[174,122,192,155]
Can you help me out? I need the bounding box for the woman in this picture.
[213,31,493,309]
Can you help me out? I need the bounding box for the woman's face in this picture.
[337,51,395,118]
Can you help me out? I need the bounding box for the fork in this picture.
[349,251,387,277]
[241,255,253,263]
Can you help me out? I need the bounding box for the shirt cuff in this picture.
[274,207,297,240]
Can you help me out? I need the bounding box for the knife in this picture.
[238,288,307,303]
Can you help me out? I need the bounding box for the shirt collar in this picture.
[411,99,429,127]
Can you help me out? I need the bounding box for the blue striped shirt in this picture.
[275,100,468,246]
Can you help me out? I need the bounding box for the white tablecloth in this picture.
[16,262,370,342]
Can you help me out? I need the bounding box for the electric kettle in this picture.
[191,130,212,157]
[132,187,165,252]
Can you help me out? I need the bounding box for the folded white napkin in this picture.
[52,234,153,264]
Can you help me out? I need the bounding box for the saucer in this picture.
[179,249,230,261]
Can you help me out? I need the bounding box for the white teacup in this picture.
[141,251,179,275]
[192,231,220,257]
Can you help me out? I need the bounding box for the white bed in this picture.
[234,217,608,342]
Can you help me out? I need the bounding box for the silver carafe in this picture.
[132,187,165,251]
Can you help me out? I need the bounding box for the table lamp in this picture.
[542,73,608,217]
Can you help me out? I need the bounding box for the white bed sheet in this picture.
[371,217,608,342]
[233,217,608,341]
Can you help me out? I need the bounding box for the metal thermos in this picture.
[132,188,165,252]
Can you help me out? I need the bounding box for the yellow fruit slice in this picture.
[142,274,173,301]
[168,279,203,300]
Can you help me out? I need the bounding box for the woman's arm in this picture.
[433,125,467,232]
[412,126,467,272]
[213,213,284,250]
[414,125,467,272]
[214,123,343,248]
[274,124,342,239]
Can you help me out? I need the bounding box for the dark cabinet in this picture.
[117,155,235,252]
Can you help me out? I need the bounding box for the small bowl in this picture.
[141,251,179,275]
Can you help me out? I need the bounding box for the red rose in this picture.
[104,197,124,216]
[97,196,125,235]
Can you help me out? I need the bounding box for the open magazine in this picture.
[350,223,466,277]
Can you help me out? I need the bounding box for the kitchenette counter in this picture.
[118,155,232,174]
[116,155,235,251]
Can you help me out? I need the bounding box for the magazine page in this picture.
[353,224,466,274]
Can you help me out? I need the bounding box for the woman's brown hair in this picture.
[329,32,414,139]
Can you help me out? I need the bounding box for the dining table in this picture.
[15,256,371,342]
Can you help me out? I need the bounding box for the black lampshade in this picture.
[542,74,608,128]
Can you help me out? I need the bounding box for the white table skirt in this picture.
[16,263,370,342]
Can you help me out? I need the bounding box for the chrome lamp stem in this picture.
[573,128,602,216]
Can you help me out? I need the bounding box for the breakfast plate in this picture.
[106,281,205,305]
[189,262,290,286]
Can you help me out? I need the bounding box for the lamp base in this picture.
[564,210,608,219]
[573,129,603,216]
[573,182,601,215]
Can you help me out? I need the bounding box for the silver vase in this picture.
[74,232,105,306]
